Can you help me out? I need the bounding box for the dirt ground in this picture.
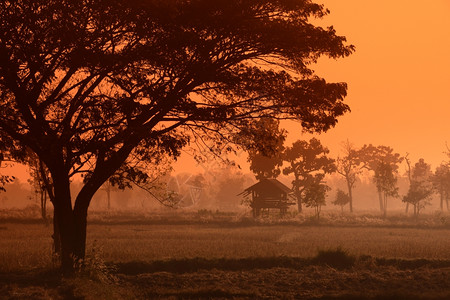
[1,258,449,299]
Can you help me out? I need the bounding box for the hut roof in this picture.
[240,178,292,195]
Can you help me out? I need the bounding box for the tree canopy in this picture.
[0,0,353,273]
[246,118,286,180]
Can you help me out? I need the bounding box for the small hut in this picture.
[240,178,296,217]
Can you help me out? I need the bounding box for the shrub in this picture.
[313,246,356,269]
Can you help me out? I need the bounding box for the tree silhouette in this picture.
[332,189,350,213]
[303,179,329,219]
[432,163,450,211]
[403,158,433,216]
[359,144,403,212]
[335,140,363,212]
[26,149,52,221]
[0,137,18,192]
[0,0,353,273]
[283,138,335,212]
[372,161,398,217]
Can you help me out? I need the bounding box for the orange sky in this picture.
[307,0,450,166]
[178,0,450,174]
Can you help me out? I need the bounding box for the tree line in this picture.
[247,119,450,218]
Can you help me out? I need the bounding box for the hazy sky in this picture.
[307,0,450,165]
[179,0,450,174]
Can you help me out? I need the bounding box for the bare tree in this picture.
[335,140,363,212]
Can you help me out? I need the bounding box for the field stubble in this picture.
[1,212,450,299]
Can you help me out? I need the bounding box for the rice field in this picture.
[1,221,450,272]
[1,214,450,299]
[88,224,450,263]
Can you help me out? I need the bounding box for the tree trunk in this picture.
[48,143,133,273]
[440,189,444,211]
[106,186,111,210]
[405,202,409,214]
[52,174,77,275]
[40,191,47,222]
[73,208,88,260]
[377,188,384,212]
[346,181,353,213]
[52,208,61,257]
[295,187,302,213]
[315,205,321,219]
[72,181,104,260]
[383,194,387,218]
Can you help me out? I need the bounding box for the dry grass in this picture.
[85,224,450,264]
[1,212,450,299]
[1,218,450,272]
[0,224,53,272]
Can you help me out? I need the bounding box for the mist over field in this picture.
[0,165,444,214]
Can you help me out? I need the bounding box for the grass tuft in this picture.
[313,247,356,269]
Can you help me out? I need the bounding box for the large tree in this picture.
[0,0,353,273]
[283,138,335,212]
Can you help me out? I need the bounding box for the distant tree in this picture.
[26,150,52,221]
[246,119,286,180]
[113,160,176,208]
[432,163,450,211]
[210,167,251,210]
[360,144,403,212]
[303,179,329,219]
[0,148,15,192]
[403,153,413,213]
[402,158,433,216]
[335,140,363,212]
[0,169,14,192]
[332,189,350,212]
[373,161,398,217]
[283,138,335,212]
[0,0,353,273]
[99,181,114,211]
